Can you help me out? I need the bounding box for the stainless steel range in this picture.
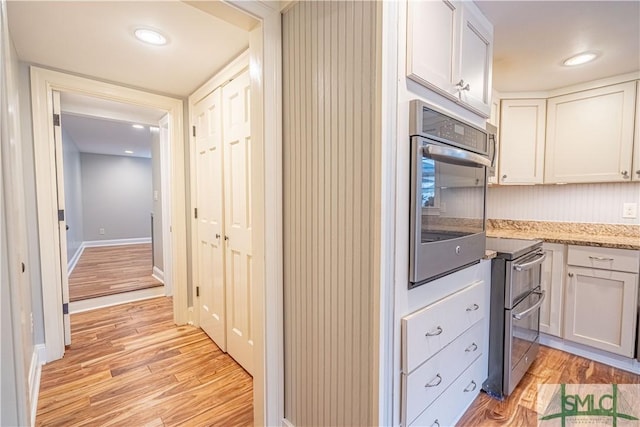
[483,237,546,399]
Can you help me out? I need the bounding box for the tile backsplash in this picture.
[487,182,640,225]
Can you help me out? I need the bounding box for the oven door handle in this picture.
[422,144,491,168]
[512,290,546,320]
[513,252,546,272]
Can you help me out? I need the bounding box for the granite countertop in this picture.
[486,219,640,250]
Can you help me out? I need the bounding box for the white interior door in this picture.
[222,70,253,374]
[194,88,226,351]
[52,90,71,345]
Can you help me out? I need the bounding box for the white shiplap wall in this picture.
[488,182,640,225]
[283,2,378,426]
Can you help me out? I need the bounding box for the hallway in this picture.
[36,297,253,426]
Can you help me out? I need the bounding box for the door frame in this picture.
[224,2,283,425]
[30,66,188,363]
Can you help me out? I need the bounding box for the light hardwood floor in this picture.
[69,244,162,301]
[457,345,640,426]
[36,297,253,427]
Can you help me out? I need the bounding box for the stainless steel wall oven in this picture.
[409,100,491,287]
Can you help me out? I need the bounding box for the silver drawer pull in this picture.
[425,326,443,337]
[466,303,479,312]
[589,256,614,261]
[465,342,478,353]
[425,374,442,388]
[463,380,477,392]
[431,420,440,427]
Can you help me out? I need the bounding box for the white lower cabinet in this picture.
[409,356,486,427]
[401,280,487,426]
[563,246,639,357]
[539,243,565,337]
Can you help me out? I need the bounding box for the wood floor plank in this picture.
[36,297,253,426]
[457,345,640,426]
[69,244,162,301]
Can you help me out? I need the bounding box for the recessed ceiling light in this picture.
[125,150,134,154]
[563,51,598,67]
[132,124,144,129]
[134,28,168,46]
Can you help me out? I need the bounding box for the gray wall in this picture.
[62,128,84,262]
[81,153,152,241]
[150,131,163,271]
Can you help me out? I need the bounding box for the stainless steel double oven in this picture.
[409,100,492,287]
[484,237,547,399]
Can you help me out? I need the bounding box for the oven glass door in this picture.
[418,139,487,243]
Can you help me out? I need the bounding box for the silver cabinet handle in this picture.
[465,342,478,353]
[464,380,477,392]
[456,79,470,91]
[636,170,640,177]
[425,374,442,388]
[502,174,507,180]
[431,420,440,427]
[466,303,479,312]
[622,170,629,179]
[425,326,443,337]
[589,255,613,261]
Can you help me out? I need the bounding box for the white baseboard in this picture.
[67,245,84,275]
[540,333,640,375]
[282,418,295,427]
[29,344,45,426]
[152,266,164,284]
[69,286,165,314]
[82,237,152,248]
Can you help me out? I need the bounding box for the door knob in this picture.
[621,170,629,179]
[66,225,69,231]
[568,273,574,277]
[502,174,507,180]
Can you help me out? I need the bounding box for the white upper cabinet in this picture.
[545,82,637,183]
[456,5,493,116]
[633,83,640,181]
[407,0,493,117]
[498,99,546,185]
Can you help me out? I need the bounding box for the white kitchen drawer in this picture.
[409,355,485,427]
[567,245,640,273]
[402,280,485,373]
[402,321,483,426]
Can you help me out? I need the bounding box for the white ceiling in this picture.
[7,1,251,97]
[62,113,155,159]
[476,1,640,93]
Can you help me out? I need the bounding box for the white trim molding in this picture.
[540,333,640,375]
[69,286,165,314]
[66,245,84,275]
[152,266,164,284]
[30,66,188,363]
[29,344,45,425]
[82,237,151,247]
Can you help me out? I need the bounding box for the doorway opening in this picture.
[56,91,173,314]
